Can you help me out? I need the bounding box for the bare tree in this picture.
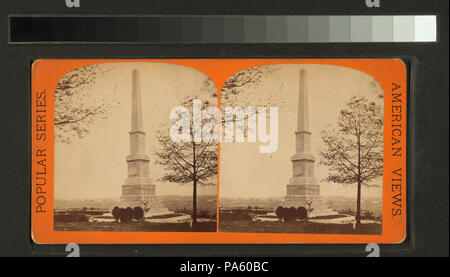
[319,97,383,228]
[219,65,285,140]
[54,64,117,143]
[220,65,283,107]
[154,66,283,226]
[155,81,218,227]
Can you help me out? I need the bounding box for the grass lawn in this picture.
[219,219,381,235]
[54,220,216,232]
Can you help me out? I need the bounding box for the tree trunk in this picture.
[356,133,362,229]
[356,180,362,228]
[192,138,197,229]
[192,179,197,226]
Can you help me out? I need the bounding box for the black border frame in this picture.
[0,0,448,257]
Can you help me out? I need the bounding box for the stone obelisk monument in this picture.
[285,69,336,217]
[120,70,165,213]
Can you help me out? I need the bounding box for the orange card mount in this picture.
[31,59,407,244]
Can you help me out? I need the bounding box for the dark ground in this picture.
[219,219,382,235]
[54,221,217,232]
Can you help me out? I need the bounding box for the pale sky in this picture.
[54,62,217,200]
[54,62,383,200]
[219,64,384,199]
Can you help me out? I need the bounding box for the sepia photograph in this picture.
[219,64,384,235]
[53,62,218,232]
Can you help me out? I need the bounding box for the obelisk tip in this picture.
[297,69,309,131]
[131,69,143,132]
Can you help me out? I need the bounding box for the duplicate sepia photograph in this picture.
[219,64,384,235]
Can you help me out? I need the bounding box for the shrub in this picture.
[296,206,308,221]
[126,207,133,221]
[274,206,299,222]
[285,207,297,222]
[117,207,133,223]
[112,206,120,221]
[275,206,284,221]
[117,208,126,223]
[132,206,144,221]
